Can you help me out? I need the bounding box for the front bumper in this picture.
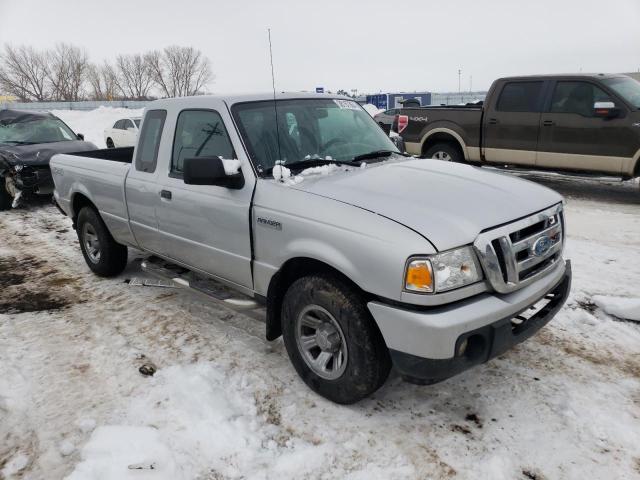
[367,260,571,385]
[15,166,54,194]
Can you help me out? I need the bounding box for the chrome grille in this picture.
[474,204,564,293]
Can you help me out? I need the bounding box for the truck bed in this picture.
[70,146,134,163]
[51,150,134,245]
[399,107,483,154]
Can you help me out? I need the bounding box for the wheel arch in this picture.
[420,128,468,160]
[264,256,371,341]
[70,191,98,225]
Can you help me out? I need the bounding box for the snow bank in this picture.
[593,295,640,321]
[53,107,144,149]
[66,363,411,479]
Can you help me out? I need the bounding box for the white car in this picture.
[104,117,141,148]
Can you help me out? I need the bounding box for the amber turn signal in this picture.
[405,259,434,293]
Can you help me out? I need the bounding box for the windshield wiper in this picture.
[1,141,36,145]
[352,150,405,162]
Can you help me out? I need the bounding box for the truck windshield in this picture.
[0,117,77,145]
[602,76,640,109]
[231,98,398,174]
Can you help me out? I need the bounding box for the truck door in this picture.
[537,80,630,174]
[155,107,255,290]
[124,109,167,254]
[482,80,545,165]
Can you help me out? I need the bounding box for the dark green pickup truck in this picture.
[395,74,640,179]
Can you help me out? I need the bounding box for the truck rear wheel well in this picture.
[71,193,96,225]
[421,133,465,160]
[265,257,368,341]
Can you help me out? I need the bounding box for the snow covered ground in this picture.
[1,111,640,479]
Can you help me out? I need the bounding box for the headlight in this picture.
[404,246,483,294]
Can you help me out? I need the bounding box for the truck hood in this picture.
[290,158,563,251]
[0,140,97,167]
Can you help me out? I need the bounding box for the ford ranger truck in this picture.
[51,93,572,404]
[396,74,640,181]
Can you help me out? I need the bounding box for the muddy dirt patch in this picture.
[0,255,45,288]
[0,254,78,314]
[0,291,70,314]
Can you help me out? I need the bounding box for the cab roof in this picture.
[496,73,629,82]
[147,92,352,110]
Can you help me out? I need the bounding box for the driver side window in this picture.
[171,109,234,176]
[550,81,614,116]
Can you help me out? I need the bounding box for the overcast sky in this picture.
[1,0,638,95]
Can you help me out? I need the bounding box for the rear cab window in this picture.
[496,81,544,112]
[170,109,235,178]
[135,110,167,173]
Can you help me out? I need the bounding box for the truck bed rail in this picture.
[68,146,133,163]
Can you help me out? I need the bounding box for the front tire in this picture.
[423,142,464,163]
[106,138,115,149]
[281,274,391,404]
[76,206,128,277]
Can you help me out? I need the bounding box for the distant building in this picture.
[624,72,640,82]
[365,92,431,110]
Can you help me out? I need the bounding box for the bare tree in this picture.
[146,46,212,98]
[87,62,119,100]
[113,53,153,100]
[47,43,89,101]
[0,45,49,101]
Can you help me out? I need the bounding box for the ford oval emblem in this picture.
[532,235,552,257]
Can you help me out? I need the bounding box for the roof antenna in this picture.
[268,28,283,166]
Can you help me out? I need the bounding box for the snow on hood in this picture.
[272,162,341,185]
[289,159,563,251]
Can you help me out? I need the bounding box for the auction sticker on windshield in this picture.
[333,99,360,110]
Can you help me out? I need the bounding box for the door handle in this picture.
[488,118,499,125]
[160,189,172,200]
[543,120,555,127]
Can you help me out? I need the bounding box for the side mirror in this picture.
[183,156,244,189]
[76,133,85,140]
[594,101,620,119]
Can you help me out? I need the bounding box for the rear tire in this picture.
[281,274,391,404]
[106,138,115,149]
[76,206,128,277]
[423,142,464,163]
[0,181,12,211]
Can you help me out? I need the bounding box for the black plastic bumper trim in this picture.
[391,260,572,385]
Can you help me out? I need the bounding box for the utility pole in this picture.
[458,69,462,94]
[469,75,473,93]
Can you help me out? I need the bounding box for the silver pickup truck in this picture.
[51,93,571,404]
